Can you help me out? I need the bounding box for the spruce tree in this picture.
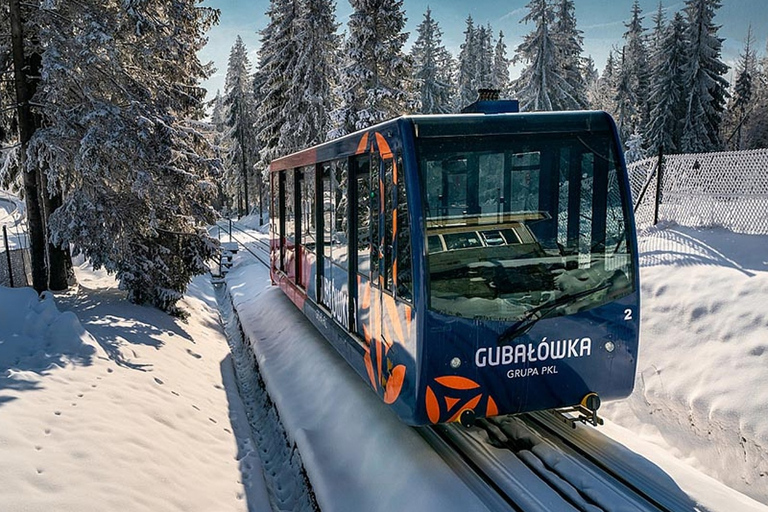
[492,31,511,96]
[288,0,339,147]
[224,36,258,217]
[680,0,729,153]
[329,0,410,136]
[256,0,299,162]
[646,11,688,154]
[476,25,494,90]
[512,0,581,111]
[616,0,650,141]
[411,8,454,114]
[27,0,221,314]
[591,49,619,113]
[552,0,588,108]
[723,25,756,149]
[456,16,478,110]
[741,40,768,148]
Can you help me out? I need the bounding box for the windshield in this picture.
[418,130,634,322]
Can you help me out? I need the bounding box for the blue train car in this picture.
[269,103,639,426]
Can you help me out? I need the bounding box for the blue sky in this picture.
[199,0,768,100]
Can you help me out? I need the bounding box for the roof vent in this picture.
[461,89,519,114]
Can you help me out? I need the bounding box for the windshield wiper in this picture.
[497,283,611,345]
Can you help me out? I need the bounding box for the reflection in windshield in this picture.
[418,131,634,322]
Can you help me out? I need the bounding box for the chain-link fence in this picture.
[1,224,31,287]
[628,148,768,235]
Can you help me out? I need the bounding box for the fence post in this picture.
[653,146,664,225]
[3,225,14,288]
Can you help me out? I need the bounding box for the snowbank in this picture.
[603,224,768,503]
[225,261,495,512]
[0,269,270,512]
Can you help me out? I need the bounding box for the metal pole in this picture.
[653,146,664,226]
[4,225,14,288]
[229,218,232,243]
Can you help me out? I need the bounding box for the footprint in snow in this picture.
[154,377,164,385]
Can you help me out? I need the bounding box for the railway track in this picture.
[213,219,693,512]
[422,413,696,512]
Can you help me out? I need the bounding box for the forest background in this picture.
[1,0,766,314]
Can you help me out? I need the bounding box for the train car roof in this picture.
[269,110,616,172]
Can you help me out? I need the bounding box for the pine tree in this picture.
[552,0,588,108]
[492,31,511,96]
[680,0,729,153]
[616,0,650,141]
[456,16,478,110]
[256,0,300,162]
[650,1,667,58]
[512,0,581,111]
[224,36,258,217]
[287,0,339,147]
[410,8,453,114]
[209,91,231,213]
[476,24,494,90]
[583,55,599,108]
[645,11,688,154]
[742,40,768,148]
[591,49,619,113]
[723,25,756,149]
[27,0,221,314]
[329,0,410,136]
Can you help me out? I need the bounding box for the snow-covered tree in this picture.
[741,40,768,148]
[649,1,667,58]
[476,25,494,89]
[208,90,231,213]
[286,0,339,147]
[583,55,599,108]
[645,11,688,154]
[615,0,650,141]
[410,8,454,114]
[492,31,511,96]
[680,0,729,153]
[455,18,497,109]
[256,0,300,163]
[625,131,646,162]
[0,3,15,154]
[329,0,410,136]
[723,25,757,149]
[552,0,588,108]
[27,0,221,314]
[512,0,582,111]
[591,49,619,113]
[224,36,258,217]
[456,16,478,110]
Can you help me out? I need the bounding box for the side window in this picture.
[356,155,371,277]
[395,154,413,302]
[285,169,295,245]
[370,152,380,282]
[284,169,295,272]
[383,158,394,291]
[300,165,316,252]
[332,160,349,269]
[322,163,333,267]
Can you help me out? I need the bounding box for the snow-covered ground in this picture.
[602,223,768,503]
[1,206,767,510]
[0,263,270,511]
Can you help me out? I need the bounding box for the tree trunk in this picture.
[42,175,73,291]
[10,0,47,293]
